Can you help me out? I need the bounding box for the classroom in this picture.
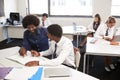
[0,0,120,80]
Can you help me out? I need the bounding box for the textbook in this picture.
[6,53,39,65]
[90,38,98,44]
[5,67,43,80]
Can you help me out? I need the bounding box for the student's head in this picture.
[94,14,101,23]
[42,13,48,21]
[47,24,63,41]
[106,16,116,28]
[22,15,40,33]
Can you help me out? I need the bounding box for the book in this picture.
[90,38,98,44]
[6,52,40,65]
[5,67,43,80]
[0,67,13,79]
[110,42,119,45]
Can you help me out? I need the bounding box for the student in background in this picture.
[94,16,116,72]
[40,13,51,28]
[79,13,102,48]
[19,15,49,57]
[25,24,76,69]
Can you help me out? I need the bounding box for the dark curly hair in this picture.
[22,15,40,28]
[47,24,63,38]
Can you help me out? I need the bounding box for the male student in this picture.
[19,15,49,56]
[40,13,51,27]
[25,24,76,68]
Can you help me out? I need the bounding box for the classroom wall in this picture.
[0,0,18,24]
[4,0,18,18]
[0,0,120,27]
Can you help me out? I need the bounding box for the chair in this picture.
[74,51,81,70]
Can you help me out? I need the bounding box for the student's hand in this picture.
[103,37,111,41]
[19,47,27,57]
[25,61,39,66]
[73,47,79,53]
[31,50,40,57]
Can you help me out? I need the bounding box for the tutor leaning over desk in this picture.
[25,24,76,69]
[19,15,49,57]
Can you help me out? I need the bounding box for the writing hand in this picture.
[19,47,27,57]
[31,50,40,57]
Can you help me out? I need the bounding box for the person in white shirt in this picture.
[94,16,116,72]
[79,14,102,49]
[94,16,116,41]
[40,13,51,28]
[25,24,76,68]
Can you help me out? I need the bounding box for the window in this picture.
[0,0,5,17]
[111,0,120,16]
[28,0,92,16]
[28,0,48,14]
[50,0,92,16]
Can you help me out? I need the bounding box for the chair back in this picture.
[74,51,81,70]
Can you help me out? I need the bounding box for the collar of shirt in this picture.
[56,36,64,47]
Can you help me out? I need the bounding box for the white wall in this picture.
[1,0,120,27]
[4,0,18,18]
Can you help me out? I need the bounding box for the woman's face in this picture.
[107,22,115,28]
[27,24,37,33]
[94,17,99,23]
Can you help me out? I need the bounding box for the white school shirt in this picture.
[40,18,51,28]
[87,21,103,32]
[94,24,115,39]
[40,36,75,67]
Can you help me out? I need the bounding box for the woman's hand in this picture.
[19,47,27,57]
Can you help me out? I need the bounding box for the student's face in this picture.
[27,24,37,33]
[47,32,54,40]
[107,22,115,28]
[42,16,47,21]
[94,17,99,23]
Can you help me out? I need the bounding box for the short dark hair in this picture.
[22,15,40,28]
[47,24,63,38]
[42,13,48,18]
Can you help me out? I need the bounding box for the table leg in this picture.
[77,34,79,47]
[87,55,89,74]
[83,53,86,73]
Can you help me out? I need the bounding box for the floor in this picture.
[0,38,120,80]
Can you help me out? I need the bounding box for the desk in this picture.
[3,25,25,43]
[83,37,120,73]
[0,26,4,42]
[0,46,99,80]
[62,26,88,47]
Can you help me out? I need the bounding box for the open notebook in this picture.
[6,52,40,65]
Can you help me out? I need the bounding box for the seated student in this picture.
[94,16,116,72]
[40,13,51,28]
[19,15,49,57]
[79,13,102,48]
[25,24,76,69]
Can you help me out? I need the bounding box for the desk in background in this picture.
[83,37,120,73]
[62,26,88,47]
[0,46,99,80]
[3,25,25,43]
